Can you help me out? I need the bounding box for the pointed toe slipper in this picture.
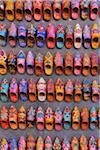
[19,79,28,101]
[63,106,71,130]
[27,106,35,128]
[28,78,36,102]
[18,106,26,130]
[36,107,44,131]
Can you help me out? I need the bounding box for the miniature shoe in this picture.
[80,0,89,20]
[65,25,73,49]
[63,106,71,130]
[43,1,52,21]
[0,1,5,21]
[19,79,28,101]
[90,0,98,20]
[18,106,26,130]
[27,24,36,47]
[27,106,35,128]
[15,0,23,21]
[89,136,97,150]
[47,78,55,102]
[27,135,35,150]
[72,106,80,130]
[90,106,97,130]
[18,136,26,150]
[45,107,54,131]
[71,137,79,150]
[92,80,99,102]
[80,135,88,150]
[74,79,82,102]
[65,79,73,102]
[0,24,7,46]
[17,50,26,74]
[54,52,63,75]
[74,52,82,76]
[83,79,91,101]
[35,52,43,76]
[24,0,32,22]
[36,136,44,150]
[81,106,89,130]
[54,107,62,131]
[0,137,8,150]
[82,53,90,76]
[26,51,35,75]
[71,1,80,20]
[83,25,91,49]
[0,50,7,74]
[9,105,18,130]
[62,0,70,20]
[44,52,53,75]
[45,136,52,150]
[91,52,99,76]
[36,107,44,131]
[8,23,17,47]
[74,24,82,49]
[28,78,36,102]
[10,137,18,150]
[6,0,14,21]
[0,78,9,102]
[53,1,61,20]
[0,106,9,129]
[65,52,73,75]
[53,137,61,150]
[62,138,70,150]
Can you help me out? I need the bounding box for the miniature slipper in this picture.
[17,50,26,74]
[65,79,73,102]
[28,78,36,102]
[54,52,63,75]
[26,51,34,75]
[0,78,9,102]
[43,1,52,21]
[0,137,8,150]
[90,106,97,130]
[45,107,54,131]
[82,53,90,76]
[55,78,64,102]
[19,78,28,101]
[7,51,17,74]
[15,0,23,21]
[18,106,26,130]
[35,52,43,76]
[36,23,46,47]
[72,106,80,130]
[53,137,61,150]
[8,23,17,47]
[71,137,79,150]
[9,78,18,102]
[62,138,70,150]
[53,1,61,20]
[74,52,82,76]
[81,106,89,130]
[74,79,82,102]
[71,1,80,20]
[92,80,99,102]
[91,23,99,49]
[83,25,91,49]
[0,106,9,129]
[27,106,35,128]
[37,77,46,102]
[18,136,26,150]
[65,52,73,75]
[6,0,14,21]
[36,136,44,150]
[45,136,52,150]
[44,51,53,75]
[90,0,98,20]
[33,0,43,21]
[10,137,18,150]
[47,23,55,49]
[27,135,35,150]
[47,78,55,102]
[0,24,7,46]
[91,52,99,76]
[0,1,5,21]
[83,79,91,101]
[65,25,73,49]
[9,105,18,130]
[36,107,44,131]
[89,136,97,150]
[63,106,71,130]
[27,24,36,47]
[56,24,65,49]
[80,135,88,150]
[74,24,82,49]
[18,23,27,47]
[98,108,100,129]
[54,107,62,131]
[62,0,70,20]
[0,50,7,75]
[80,0,89,20]
[24,0,32,22]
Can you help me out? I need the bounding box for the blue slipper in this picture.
[63,106,71,130]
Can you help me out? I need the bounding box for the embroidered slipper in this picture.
[53,1,61,20]
[17,50,26,74]
[43,1,52,21]
[0,106,9,129]
[47,23,55,49]
[72,106,80,130]
[54,107,62,131]
[47,78,55,102]
[9,78,18,102]
[82,53,90,76]
[65,79,73,102]
[90,0,98,20]
[0,50,7,75]
[74,24,82,49]
[44,52,53,75]
[0,1,5,21]
[91,52,99,76]
[26,51,34,75]
[35,52,43,76]
[92,80,99,102]
[18,106,26,130]
[24,0,32,22]
[27,24,36,47]
[98,108,100,129]
[8,23,17,48]
[27,135,35,150]
[15,0,23,21]
[45,107,54,131]
[56,24,64,49]
[74,52,82,76]
[80,0,89,20]
[62,138,70,150]
[18,136,26,150]
[28,78,36,102]
[90,106,97,130]
[19,78,28,101]
[65,52,73,75]
[36,107,44,131]
[83,79,91,101]
[80,135,88,150]
[89,136,97,150]
[53,137,61,150]
[81,106,89,130]
[7,51,17,74]
[0,137,8,150]
[27,106,35,128]
[6,0,14,21]
[63,106,71,130]
[83,25,91,49]
[0,24,7,46]
[10,137,17,150]
[45,136,52,150]
[33,0,43,21]
[62,0,70,20]
[9,105,18,130]
[37,77,46,102]
[0,78,9,102]
[54,52,63,75]
[71,1,80,20]
[36,136,44,150]
[74,79,82,102]
[65,25,73,49]
[71,137,79,150]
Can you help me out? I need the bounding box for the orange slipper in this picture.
[0,1,5,21]
[28,78,36,102]
[71,137,79,150]
[47,78,55,102]
[65,79,73,102]
[72,106,80,130]
[80,135,88,150]
[35,52,43,76]
[18,106,26,130]
[82,53,90,76]
[53,1,61,20]
[27,135,35,150]
[65,52,73,76]
[91,52,99,76]
[81,106,89,130]
[62,0,70,20]
[43,0,52,21]
[6,0,14,21]
[36,136,44,150]
[0,50,7,75]
[54,52,63,75]
[74,79,82,102]
[0,106,9,129]
[15,0,23,21]
[92,80,99,103]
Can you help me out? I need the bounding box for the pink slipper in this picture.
[36,106,44,131]
[74,24,82,49]
[74,52,82,76]
[90,0,98,20]
[71,1,80,20]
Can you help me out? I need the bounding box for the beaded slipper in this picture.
[72,106,80,130]
[54,52,63,75]
[19,79,28,101]
[15,0,23,21]
[74,79,82,102]
[35,52,43,76]
[0,24,7,46]
[27,135,35,150]
[63,106,71,130]
[0,106,9,129]
[43,0,52,21]
[28,78,36,102]
[92,80,99,102]
[0,50,7,75]
[45,136,52,150]
[18,136,26,150]
[65,52,73,75]
[53,1,61,20]
[65,79,73,102]
[47,78,55,102]
[80,135,88,150]
[90,106,97,130]
[6,0,14,21]
[71,137,79,150]
[36,136,44,150]
[53,137,61,150]
[27,106,35,128]
[62,0,70,20]
[81,106,89,130]
[83,79,91,101]
[27,24,36,47]
[36,107,44,131]
[18,106,26,130]
[91,52,99,76]
[62,137,70,150]
[82,53,90,76]
[26,51,34,75]
[24,0,32,22]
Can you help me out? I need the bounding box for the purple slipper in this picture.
[83,25,91,49]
